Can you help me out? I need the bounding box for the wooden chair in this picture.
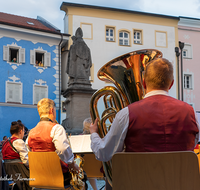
[112,151,200,190]
[28,152,71,189]
[82,153,103,178]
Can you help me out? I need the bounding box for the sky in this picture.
[1,0,200,33]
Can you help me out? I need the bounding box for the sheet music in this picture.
[68,134,92,153]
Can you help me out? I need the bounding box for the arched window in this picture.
[119,31,130,46]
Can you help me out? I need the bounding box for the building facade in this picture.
[0,12,69,139]
[60,2,180,122]
[178,17,200,112]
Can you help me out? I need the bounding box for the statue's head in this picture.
[71,36,77,43]
[75,27,83,38]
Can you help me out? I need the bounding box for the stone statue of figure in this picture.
[66,27,92,85]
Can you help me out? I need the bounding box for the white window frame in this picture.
[119,31,130,46]
[30,49,51,67]
[134,30,142,44]
[6,81,22,103]
[106,27,115,42]
[33,84,48,105]
[183,44,192,59]
[3,45,25,64]
[184,74,193,89]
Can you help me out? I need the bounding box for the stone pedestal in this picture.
[62,87,96,135]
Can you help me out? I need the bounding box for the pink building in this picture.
[178,17,200,112]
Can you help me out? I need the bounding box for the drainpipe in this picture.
[58,34,63,124]
[175,47,180,100]
[179,41,184,101]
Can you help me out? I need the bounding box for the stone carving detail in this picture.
[66,27,92,87]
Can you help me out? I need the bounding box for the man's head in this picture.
[143,58,174,92]
[37,98,56,122]
[83,118,92,134]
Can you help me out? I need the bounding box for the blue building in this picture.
[0,12,69,139]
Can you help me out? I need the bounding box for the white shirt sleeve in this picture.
[91,107,129,162]
[13,139,29,166]
[50,124,74,164]
[25,137,31,151]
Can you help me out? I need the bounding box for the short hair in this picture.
[3,136,7,140]
[10,121,24,135]
[37,98,55,117]
[144,58,174,89]
[83,118,92,134]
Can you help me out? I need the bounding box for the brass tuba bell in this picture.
[90,49,162,186]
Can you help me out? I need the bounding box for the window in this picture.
[183,50,187,57]
[155,31,167,48]
[134,30,142,44]
[33,85,48,105]
[183,44,192,59]
[80,23,93,39]
[90,64,94,82]
[61,101,66,113]
[184,74,192,89]
[106,27,115,41]
[3,45,25,64]
[6,82,22,103]
[36,52,44,67]
[30,49,51,67]
[119,31,130,46]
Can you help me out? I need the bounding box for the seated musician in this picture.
[90,58,200,189]
[26,98,86,187]
[2,121,29,166]
[2,121,31,190]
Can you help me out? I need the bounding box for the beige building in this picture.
[60,2,180,121]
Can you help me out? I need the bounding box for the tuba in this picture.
[90,49,162,186]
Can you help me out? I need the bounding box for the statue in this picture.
[66,27,92,86]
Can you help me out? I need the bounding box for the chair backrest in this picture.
[28,152,64,189]
[112,151,200,190]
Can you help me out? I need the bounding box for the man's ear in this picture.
[169,79,174,90]
[143,78,146,89]
[49,107,54,114]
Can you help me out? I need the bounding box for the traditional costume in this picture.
[91,90,200,162]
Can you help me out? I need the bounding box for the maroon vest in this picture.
[125,95,199,152]
[28,121,69,173]
[2,137,20,160]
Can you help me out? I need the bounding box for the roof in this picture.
[0,12,61,34]
[60,2,179,20]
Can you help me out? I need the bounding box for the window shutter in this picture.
[19,48,25,63]
[6,83,21,103]
[7,83,13,102]
[41,87,47,99]
[14,84,21,103]
[34,86,40,104]
[34,86,48,104]
[44,52,51,67]
[30,50,35,65]
[3,46,9,61]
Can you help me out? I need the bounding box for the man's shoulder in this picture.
[128,95,185,107]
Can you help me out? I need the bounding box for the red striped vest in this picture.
[2,137,20,160]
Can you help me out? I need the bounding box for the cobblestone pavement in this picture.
[86,179,105,190]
